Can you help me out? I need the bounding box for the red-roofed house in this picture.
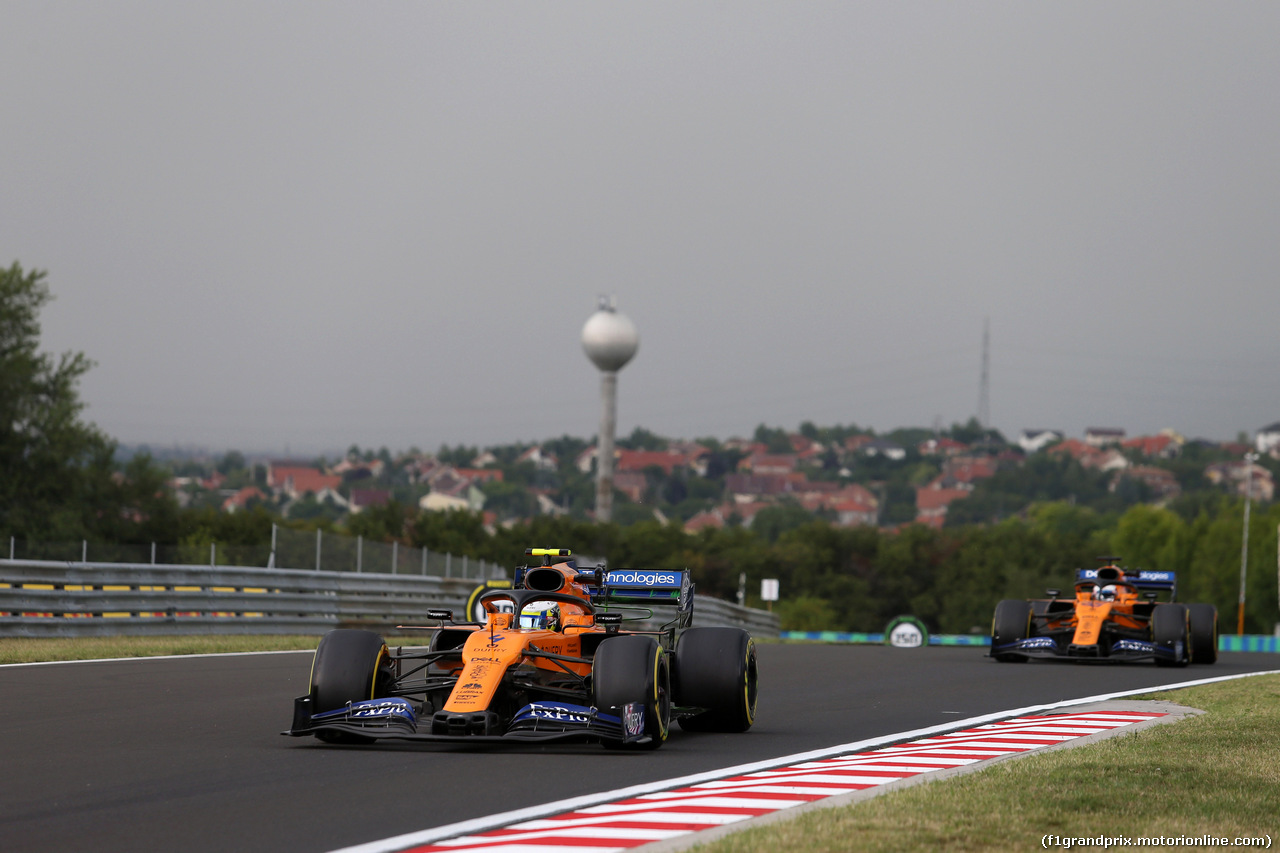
[222,487,266,513]
[915,487,972,528]
[349,489,392,514]
[918,437,970,457]
[739,454,798,475]
[268,465,342,500]
[1121,434,1180,459]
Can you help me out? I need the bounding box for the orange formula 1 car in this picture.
[284,548,759,749]
[990,557,1218,666]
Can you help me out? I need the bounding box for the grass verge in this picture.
[692,674,1280,853]
[0,634,328,663]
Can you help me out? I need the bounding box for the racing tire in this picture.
[672,627,758,733]
[1151,603,1190,668]
[991,600,1033,662]
[1187,603,1218,665]
[592,635,671,750]
[309,629,391,743]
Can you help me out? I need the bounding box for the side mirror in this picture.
[427,609,454,622]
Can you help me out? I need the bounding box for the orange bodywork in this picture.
[443,562,595,714]
[1043,572,1148,647]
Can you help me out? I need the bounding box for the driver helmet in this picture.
[519,601,560,631]
[1096,584,1119,601]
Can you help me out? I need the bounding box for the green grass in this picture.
[691,675,1280,853]
[0,634,441,664]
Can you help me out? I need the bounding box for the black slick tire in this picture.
[1187,603,1218,664]
[309,629,390,742]
[592,635,671,750]
[1152,603,1190,668]
[672,627,758,733]
[991,600,1033,662]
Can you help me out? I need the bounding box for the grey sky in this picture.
[4,3,1277,456]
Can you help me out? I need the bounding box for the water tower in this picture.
[581,296,639,522]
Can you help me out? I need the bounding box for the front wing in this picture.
[993,635,1185,664]
[283,697,651,745]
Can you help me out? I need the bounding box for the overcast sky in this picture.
[4,3,1277,457]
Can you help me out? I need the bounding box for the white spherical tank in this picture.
[581,300,639,373]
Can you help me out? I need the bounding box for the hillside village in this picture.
[164,420,1280,533]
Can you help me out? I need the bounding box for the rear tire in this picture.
[1187,603,1218,664]
[991,600,1033,662]
[309,629,391,743]
[1152,604,1189,668]
[593,635,670,750]
[672,627,758,733]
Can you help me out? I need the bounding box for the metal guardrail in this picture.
[0,559,780,639]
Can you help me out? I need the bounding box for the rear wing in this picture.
[1075,568,1176,598]
[586,568,692,608]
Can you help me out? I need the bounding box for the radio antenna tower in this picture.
[977,317,990,432]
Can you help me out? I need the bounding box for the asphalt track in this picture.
[1,645,1275,853]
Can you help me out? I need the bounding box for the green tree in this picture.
[0,263,128,539]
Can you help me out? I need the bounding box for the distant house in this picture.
[684,508,727,533]
[516,446,558,472]
[617,449,694,476]
[914,486,972,528]
[863,439,906,461]
[1122,434,1181,459]
[612,471,648,503]
[1257,422,1280,456]
[843,435,875,454]
[725,472,807,500]
[267,465,342,500]
[222,486,266,513]
[738,453,798,475]
[1205,461,1274,502]
[349,489,392,514]
[1084,428,1126,447]
[918,437,970,457]
[1111,467,1181,501]
[1018,429,1063,454]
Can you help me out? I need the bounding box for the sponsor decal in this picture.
[521,703,593,724]
[461,683,484,690]
[622,701,646,739]
[1022,637,1056,649]
[1113,639,1154,653]
[606,570,679,587]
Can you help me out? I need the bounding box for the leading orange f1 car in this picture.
[990,557,1218,666]
[285,548,759,748]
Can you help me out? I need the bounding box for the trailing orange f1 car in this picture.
[990,557,1218,666]
[285,548,758,748]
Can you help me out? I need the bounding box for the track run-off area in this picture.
[1,644,1276,853]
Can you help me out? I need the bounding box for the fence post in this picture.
[268,523,277,569]
[210,543,216,568]
[463,554,468,578]
[151,542,156,565]
[316,529,322,572]
[10,536,14,560]
[446,552,451,577]
[82,540,88,563]
[422,547,428,575]
[392,541,398,575]
[357,536,363,573]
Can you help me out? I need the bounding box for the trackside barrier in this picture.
[780,630,1279,652]
[0,560,779,639]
